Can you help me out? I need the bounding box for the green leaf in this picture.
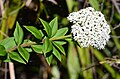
[0,37,16,50]
[25,48,32,52]
[18,46,30,62]
[52,47,61,61]
[31,45,43,54]
[77,47,93,79]
[49,17,58,36]
[9,52,26,64]
[43,37,53,53]
[24,26,42,40]
[54,41,66,45]
[7,12,18,29]
[14,22,23,45]
[0,45,7,56]
[4,54,11,62]
[39,30,44,37]
[66,0,75,12]
[52,41,65,55]
[67,41,80,79]
[46,54,53,65]
[89,0,100,10]
[39,18,52,37]
[53,27,68,38]
[22,39,33,44]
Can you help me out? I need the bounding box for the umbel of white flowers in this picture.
[67,7,111,49]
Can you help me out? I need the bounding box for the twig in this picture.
[0,30,9,38]
[38,55,51,73]
[81,58,120,72]
[100,0,105,11]
[38,54,52,79]
[4,63,7,79]
[9,62,15,79]
[81,63,98,72]
[111,35,120,38]
[48,0,57,5]
[112,23,120,30]
[111,0,120,14]
[0,0,5,16]
[25,0,32,7]
[83,0,88,8]
[91,47,97,79]
[7,42,36,52]
[0,67,8,72]
[110,5,114,23]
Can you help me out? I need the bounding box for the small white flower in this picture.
[67,7,111,49]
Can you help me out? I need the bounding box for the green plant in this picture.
[0,4,120,78]
[0,17,70,65]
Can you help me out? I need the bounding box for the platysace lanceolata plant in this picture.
[67,7,111,49]
[0,17,69,65]
[0,7,111,65]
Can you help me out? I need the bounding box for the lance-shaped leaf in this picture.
[31,45,43,54]
[9,52,26,64]
[49,17,58,37]
[45,54,53,65]
[24,26,42,40]
[14,22,23,45]
[0,37,16,50]
[89,0,100,10]
[43,37,53,53]
[18,46,30,62]
[0,45,7,56]
[53,27,68,38]
[4,54,11,62]
[54,41,66,45]
[52,47,61,61]
[52,41,65,55]
[39,18,52,37]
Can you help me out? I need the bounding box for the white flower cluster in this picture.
[67,7,111,49]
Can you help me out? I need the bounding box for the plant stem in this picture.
[0,30,9,38]
[7,42,36,52]
[9,62,15,79]
[7,34,72,52]
[90,47,97,79]
[5,63,7,79]
[50,34,72,41]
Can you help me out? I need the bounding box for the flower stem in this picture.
[50,34,72,41]
[7,34,72,52]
